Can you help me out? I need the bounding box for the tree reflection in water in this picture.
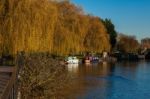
[64,61,150,99]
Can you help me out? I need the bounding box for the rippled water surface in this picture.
[65,61,150,99]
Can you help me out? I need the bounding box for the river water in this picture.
[65,61,150,99]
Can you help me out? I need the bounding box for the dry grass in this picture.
[18,53,70,99]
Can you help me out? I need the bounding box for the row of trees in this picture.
[0,0,118,56]
[141,38,150,49]
[1,0,146,56]
[116,34,150,53]
[117,34,140,53]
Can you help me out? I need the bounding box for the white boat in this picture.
[65,56,79,64]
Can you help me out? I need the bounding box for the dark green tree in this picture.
[102,19,117,50]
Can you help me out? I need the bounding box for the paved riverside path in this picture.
[0,66,14,97]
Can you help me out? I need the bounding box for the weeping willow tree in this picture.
[53,1,86,55]
[0,0,58,56]
[0,0,111,56]
[84,16,110,53]
[53,1,110,55]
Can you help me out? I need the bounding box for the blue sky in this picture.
[71,0,150,41]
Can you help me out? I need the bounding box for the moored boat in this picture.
[65,56,79,64]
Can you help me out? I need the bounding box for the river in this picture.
[65,60,150,99]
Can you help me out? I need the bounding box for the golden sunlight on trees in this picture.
[84,16,110,53]
[0,0,111,56]
[0,0,58,55]
[117,34,140,53]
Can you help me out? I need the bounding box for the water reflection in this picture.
[67,64,79,73]
[65,61,150,99]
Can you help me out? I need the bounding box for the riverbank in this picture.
[1,52,150,98]
[15,53,72,98]
[1,51,150,67]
